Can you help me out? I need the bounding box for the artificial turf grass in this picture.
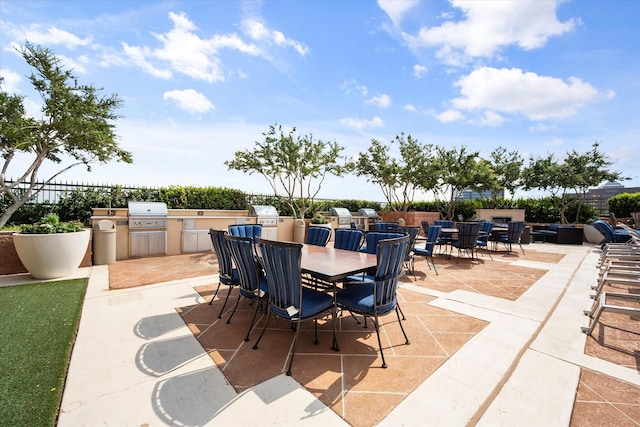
[0,278,88,426]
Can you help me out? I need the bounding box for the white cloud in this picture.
[451,67,602,121]
[413,64,428,79]
[0,69,22,93]
[163,89,215,115]
[378,0,420,27]
[434,109,465,123]
[403,103,417,112]
[403,0,577,66]
[340,79,368,96]
[340,116,384,130]
[8,24,92,49]
[241,19,309,56]
[477,110,504,127]
[547,137,564,147]
[122,43,173,79]
[365,94,392,108]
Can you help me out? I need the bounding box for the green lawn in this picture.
[0,278,88,426]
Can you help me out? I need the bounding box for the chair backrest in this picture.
[456,222,483,249]
[255,237,303,319]
[375,222,399,232]
[225,234,263,297]
[506,221,526,242]
[435,220,454,228]
[477,221,494,244]
[420,220,430,236]
[361,232,404,254]
[593,220,615,242]
[209,229,234,280]
[425,225,442,250]
[333,228,364,251]
[373,235,410,311]
[396,226,420,260]
[228,224,262,240]
[306,226,331,246]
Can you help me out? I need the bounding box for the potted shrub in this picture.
[12,213,90,280]
[310,214,329,225]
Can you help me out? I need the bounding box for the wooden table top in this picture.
[301,245,377,283]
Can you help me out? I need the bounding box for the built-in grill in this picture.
[248,205,279,240]
[128,201,168,257]
[358,208,381,231]
[329,207,353,229]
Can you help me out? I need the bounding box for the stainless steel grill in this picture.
[329,207,353,228]
[128,201,168,257]
[358,208,381,231]
[248,205,279,240]
[248,205,279,227]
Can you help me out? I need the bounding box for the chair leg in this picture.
[252,310,272,349]
[430,256,439,275]
[373,314,387,369]
[217,285,234,318]
[208,281,222,305]
[395,305,410,345]
[244,297,262,342]
[226,292,243,324]
[286,320,302,376]
[331,306,340,352]
[397,302,406,320]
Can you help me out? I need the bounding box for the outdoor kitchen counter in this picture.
[90,209,296,260]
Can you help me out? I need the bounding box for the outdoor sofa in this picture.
[532,224,584,245]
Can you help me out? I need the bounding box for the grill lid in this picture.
[329,207,352,217]
[248,205,278,217]
[128,201,168,217]
[358,208,379,218]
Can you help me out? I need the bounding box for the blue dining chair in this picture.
[253,237,339,376]
[476,221,494,260]
[397,226,420,279]
[413,225,441,275]
[375,221,399,232]
[333,228,364,251]
[496,221,527,254]
[336,234,410,368]
[208,229,240,317]
[450,222,483,262]
[224,234,269,342]
[228,224,262,240]
[434,219,454,253]
[306,226,331,247]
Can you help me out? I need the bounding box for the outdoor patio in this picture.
[3,241,638,425]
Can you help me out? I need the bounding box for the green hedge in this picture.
[5,184,634,226]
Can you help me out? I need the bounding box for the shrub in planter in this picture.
[13,214,90,280]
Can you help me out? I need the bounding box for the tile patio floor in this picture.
[5,240,635,425]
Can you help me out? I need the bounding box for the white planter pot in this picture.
[13,230,90,280]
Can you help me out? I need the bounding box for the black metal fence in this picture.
[5,180,157,204]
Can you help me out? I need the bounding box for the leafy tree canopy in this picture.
[0,42,132,227]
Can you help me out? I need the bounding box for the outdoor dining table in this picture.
[301,244,377,283]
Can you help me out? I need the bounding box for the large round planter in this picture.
[12,230,90,280]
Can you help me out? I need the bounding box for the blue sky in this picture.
[1,0,639,202]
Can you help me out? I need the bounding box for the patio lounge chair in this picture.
[581,292,640,335]
[592,220,632,244]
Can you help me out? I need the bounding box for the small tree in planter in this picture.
[13,214,90,280]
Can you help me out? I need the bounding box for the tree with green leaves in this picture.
[1,42,132,228]
[356,133,434,212]
[476,146,524,207]
[429,145,483,220]
[522,142,624,223]
[225,123,352,219]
